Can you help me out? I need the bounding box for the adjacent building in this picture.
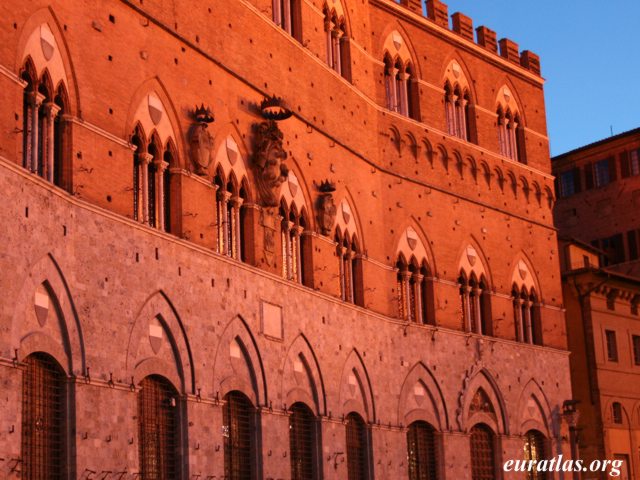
[554,130,640,480]
[0,0,575,479]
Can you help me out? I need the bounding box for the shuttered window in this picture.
[21,352,67,480]
[346,413,368,480]
[138,375,179,480]
[407,421,438,480]
[470,424,495,480]
[289,403,316,480]
[223,391,255,480]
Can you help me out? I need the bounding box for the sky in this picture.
[440,0,640,156]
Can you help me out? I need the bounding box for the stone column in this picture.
[332,28,343,75]
[398,71,410,116]
[400,270,412,321]
[44,102,61,182]
[524,300,533,344]
[387,67,399,111]
[325,17,333,66]
[230,196,244,260]
[510,119,519,161]
[473,287,483,334]
[283,0,292,34]
[345,250,354,303]
[217,190,232,256]
[155,159,169,231]
[293,225,304,283]
[514,298,523,342]
[139,152,153,224]
[458,97,468,140]
[446,93,456,136]
[462,286,472,332]
[30,92,46,174]
[338,245,346,300]
[413,273,424,323]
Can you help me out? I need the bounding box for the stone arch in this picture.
[125,77,186,167]
[212,315,267,407]
[422,137,434,167]
[9,253,85,376]
[404,132,419,159]
[516,379,553,436]
[397,362,448,430]
[280,333,327,415]
[323,0,352,36]
[495,79,526,126]
[531,181,542,205]
[544,186,555,209]
[441,55,477,102]
[338,349,376,422]
[510,252,543,300]
[394,219,438,276]
[379,25,422,78]
[479,161,491,187]
[456,236,493,289]
[458,367,508,434]
[604,399,632,427]
[125,290,195,395]
[507,170,518,197]
[279,156,315,231]
[494,166,505,191]
[211,125,253,199]
[334,188,365,251]
[631,401,640,428]
[16,8,80,115]
[453,150,464,177]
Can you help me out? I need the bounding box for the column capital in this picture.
[44,101,62,117]
[154,159,169,172]
[230,196,244,208]
[139,152,154,165]
[217,189,232,202]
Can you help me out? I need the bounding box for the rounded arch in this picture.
[16,8,80,115]
[125,77,186,166]
[9,253,85,376]
[125,290,196,395]
[516,379,553,436]
[398,362,449,430]
[280,333,327,416]
[339,349,376,422]
[458,368,509,434]
[212,315,267,407]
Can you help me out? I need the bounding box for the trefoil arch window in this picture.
[214,172,248,261]
[458,272,490,335]
[512,285,542,345]
[445,82,471,141]
[336,232,364,306]
[396,256,434,324]
[497,107,525,163]
[323,5,351,80]
[384,56,420,121]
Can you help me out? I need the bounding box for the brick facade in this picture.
[0,0,575,478]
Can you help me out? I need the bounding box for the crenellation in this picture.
[521,50,541,75]
[499,37,521,64]
[426,0,449,29]
[451,12,474,42]
[476,25,498,53]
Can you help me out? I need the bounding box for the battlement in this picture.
[397,0,542,76]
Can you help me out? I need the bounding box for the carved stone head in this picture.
[252,120,289,207]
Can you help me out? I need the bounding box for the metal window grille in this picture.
[345,413,368,480]
[470,425,495,480]
[21,352,66,480]
[605,330,618,362]
[223,391,255,480]
[524,430,547,480]
[407,421,438,480]
[138,375,179,480]
[289,403,315,480]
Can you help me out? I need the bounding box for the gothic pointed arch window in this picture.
[407,421,438,480]
[345,412,369,480]
[273,0,302,42]
[524,430,547,480]
[53,85,69,190]
[470,424,496,480]
[214,170,248,261]
[397,256,433,324]
[323,3,351,81]
[20,63,66,187]
[496,87,526,163]
[384,55,420,121]
[279,201,310,285]
[336,231,364,306]
[445,82,472,141]
[223,391,256,480]
[459,272,491,335]
[289,402,318,480]
[512,285,542,345]
[138,375,179,480]
[21,352,68,479]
